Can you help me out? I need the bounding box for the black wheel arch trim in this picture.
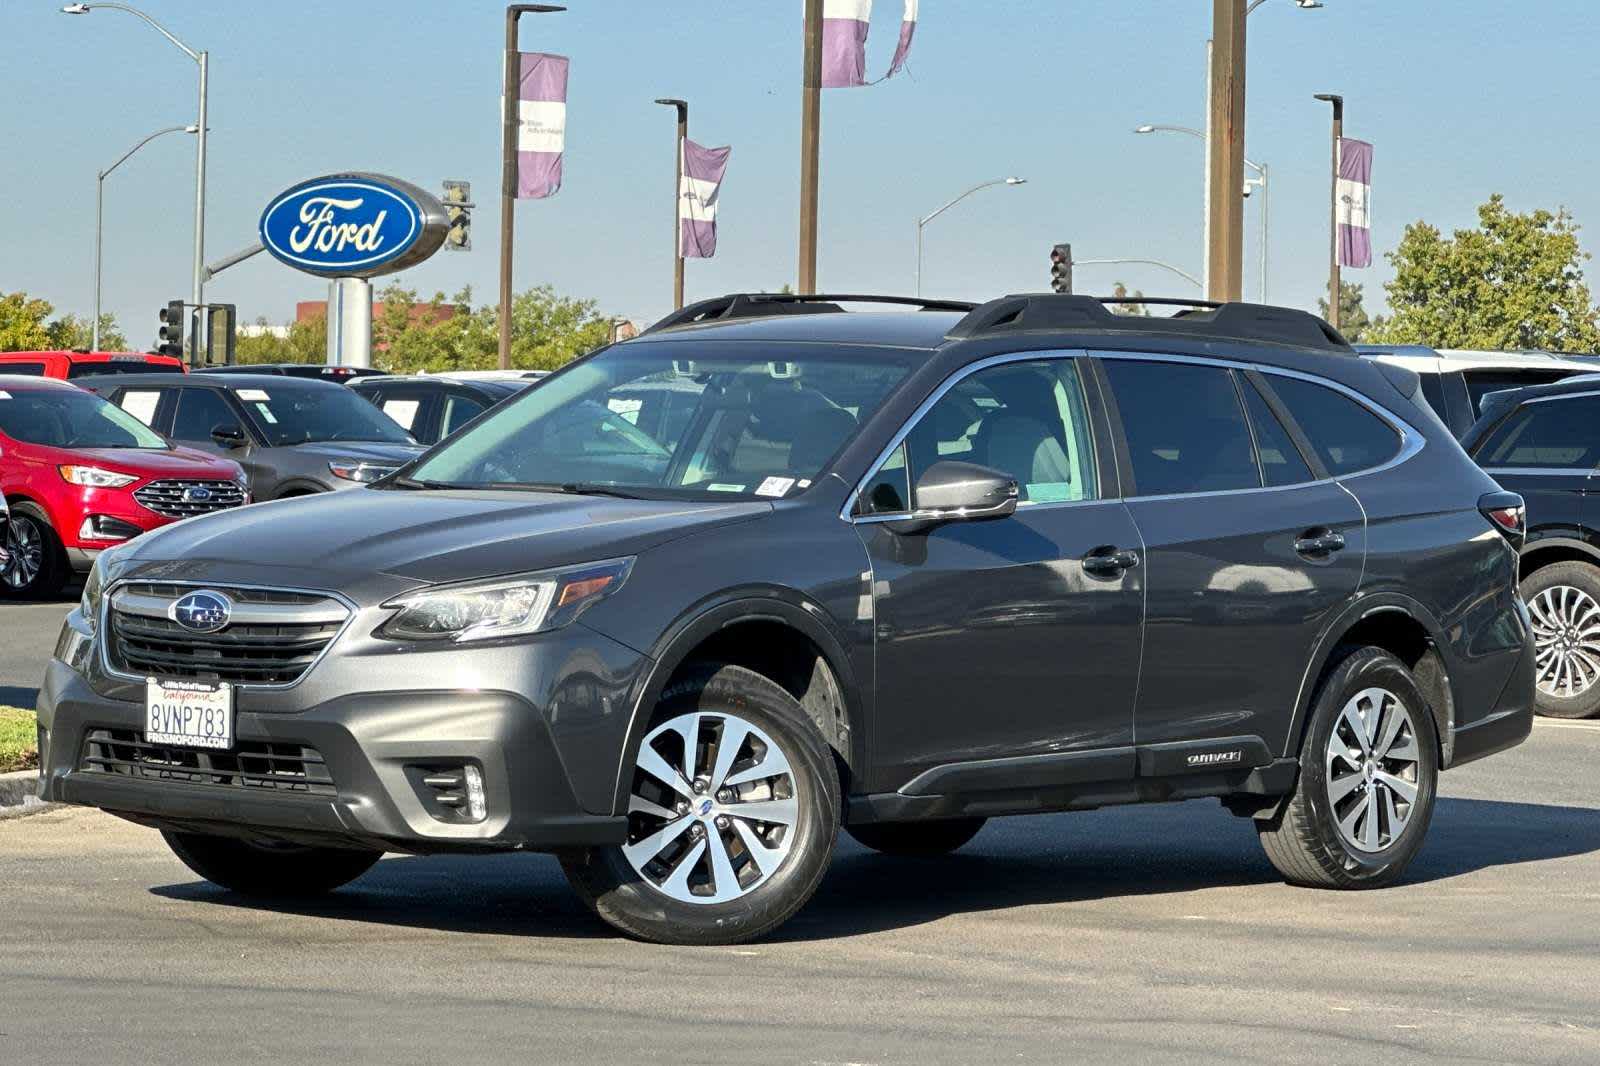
[605,588,867,816]
[1519,534,1600,565]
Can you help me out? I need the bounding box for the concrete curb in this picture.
[0,768,52,818]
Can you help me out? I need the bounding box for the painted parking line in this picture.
[1531,718,1600,731]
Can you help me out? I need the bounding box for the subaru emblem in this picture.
[170,590,233,634]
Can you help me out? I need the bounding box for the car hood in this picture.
[279,440,424,464]
[110,487,771,603]
[43,445,239,479]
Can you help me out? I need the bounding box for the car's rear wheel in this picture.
[162,830,382,896]
[560,664,840,945]
[1522,561,1600,719]
[1257,646,1438,889]
[2,505,67,599]
[846,817,987,856]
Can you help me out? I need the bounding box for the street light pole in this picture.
[1135,125,1267,301]
[1071,257,1203,290]
[95,125,196,350]
[915,177,1026,297]
[1314,93,1344,330]
[62,3,207,364]
[655,98,689,310]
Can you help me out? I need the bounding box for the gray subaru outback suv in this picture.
[38,294,1535,944]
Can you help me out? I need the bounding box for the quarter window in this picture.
[1103,360,1260,495]
[1475,396,1600,469]
[1269,375,1400,476]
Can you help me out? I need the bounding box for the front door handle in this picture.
[1083,546,1140,576]
[1294,529,1347,557]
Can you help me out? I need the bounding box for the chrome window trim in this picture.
[99,580,358,691]
[842,348,1425,521]
[1481,466,1598,477]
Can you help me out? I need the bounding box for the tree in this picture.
[1317,281,1371,342]
[1364,194,1600,351]
[0,291,57,351]
[46,313,127,352]
[234,313,327,365]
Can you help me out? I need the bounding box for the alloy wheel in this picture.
[3,516,42,590]
[1528,584,1600,699]
[1324,686,1421,854]
[623,710,800,904]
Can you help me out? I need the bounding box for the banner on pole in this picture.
[680,139,732,259]
[1337,137,1372,269]
[817,0,920,87]
[517,52,568,199]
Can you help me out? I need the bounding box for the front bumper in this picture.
[36,619,646,853]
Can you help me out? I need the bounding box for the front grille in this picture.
[133,479,247,518]
[106,584,348,687]
[80,728,336,796]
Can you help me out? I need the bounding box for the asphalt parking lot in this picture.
[2,591,1598,1065]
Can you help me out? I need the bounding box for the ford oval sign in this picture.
[259,173,448,278]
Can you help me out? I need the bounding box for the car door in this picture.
[1097,356,1365,757]
[1470,391,1600,553]
[853,354,1144,792]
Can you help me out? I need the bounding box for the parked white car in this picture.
[1356,344,1596,439]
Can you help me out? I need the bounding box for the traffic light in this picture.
[1049,243,1072,294]
[442,180,472,251]
[205,303,236,366]
[157,299,185,358]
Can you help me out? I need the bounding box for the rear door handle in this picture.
[1083,546,1140,576]
[1294,529,1347,556]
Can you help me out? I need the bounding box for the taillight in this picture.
[1479,491,1525,549]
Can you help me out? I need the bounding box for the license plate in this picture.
[145,677,233,750]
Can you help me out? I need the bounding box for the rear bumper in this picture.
[1449,625,1535,768]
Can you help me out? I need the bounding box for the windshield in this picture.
[235,383,415,446]
[404,344,911,499]
[0,388,168,449]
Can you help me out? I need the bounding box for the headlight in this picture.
[59,465,137,488]
[329,461,399,483]
[379,557,634,643]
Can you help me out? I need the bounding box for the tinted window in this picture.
[117,389,165,427]
[0,389,167,448]
[1270,376,1400,476]
[1463,369,1579,417]
[857,442,910,515]
[1418,373,1448,421]
[67,360,177,378]
[171,388,241,440]
[0,362,46,376]
[1104,361,1259,495]
[442,394,487,437]
[1243,380,1313,486]
[1476,396,1600,469]
[234,383,415,446]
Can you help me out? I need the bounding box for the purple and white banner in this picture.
[679,138,732,259]
[517,52,568,199]
[1337,137,1373,269]
[818,0,920,87]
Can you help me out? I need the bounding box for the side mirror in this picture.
[210,424,247,448]
[889,460,1018,535]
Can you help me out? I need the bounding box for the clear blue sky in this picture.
[5,1,1599,348]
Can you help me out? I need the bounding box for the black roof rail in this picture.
[946,294,1352,352]
[643,292,977,334]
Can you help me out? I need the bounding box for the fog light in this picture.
[78,515,142,541]
[463,764,487,822]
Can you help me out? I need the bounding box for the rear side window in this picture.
[0,362,46,376]
[1242,380,1313,486]
[1269,376,1400,476]
[1103,360,1259,495]
[1475,396,1600,469]
[117,389,165,428]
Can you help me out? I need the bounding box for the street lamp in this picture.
[915,177,1026,296]
[94,124,197,350]
[1134,124,1270,302]
[63,3,208,364]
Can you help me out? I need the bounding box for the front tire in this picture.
[560,664,840,945]
[2,505,67,599]
[846,818,987,856]
[163,830,381,897]
[1521,561,1600,719]
[1257,646,1438,889]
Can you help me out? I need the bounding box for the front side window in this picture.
[1475,396,1600,469]
[1103,360,1260,495]
[407,344,910,500]
[442,394,488,437]
[0,389,167,449]
[172,388,243,440]
[235,384,416,447]
[1270,375,1401,476]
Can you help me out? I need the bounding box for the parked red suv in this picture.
[0,350,186,380]
[0,377,247,597]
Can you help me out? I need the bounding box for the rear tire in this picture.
[1521,561,1600,719]
[1257,646,1438,890]
[846,818,986,856]
[163,830,381,897]
[1,505,67,599]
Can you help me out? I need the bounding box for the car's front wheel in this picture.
[560,664,840,945]
[163,830,382,896]
[1,505,67,599]
[1257,646,1438,889]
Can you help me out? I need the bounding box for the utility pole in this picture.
[498,4,565,369]
[655,98,689,309]
[1314,93,1344,330]
[797,0,823,294]
[1206,0,1247,302]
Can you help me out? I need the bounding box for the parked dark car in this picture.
[39,293,1534,945]
[81,373,423,499]
[194,364,386,384]
[1463,373,1600,718]
[349,374,529,445]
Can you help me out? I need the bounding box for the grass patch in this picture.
[0,706,38,773]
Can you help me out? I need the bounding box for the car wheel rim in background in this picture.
[1528,584,1600,699]
[4,517,41,589]
[623,710,800,904]
[1324,686,1421,854]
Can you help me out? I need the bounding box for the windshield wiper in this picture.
[388,476,469,490]
[502,481,646,500]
